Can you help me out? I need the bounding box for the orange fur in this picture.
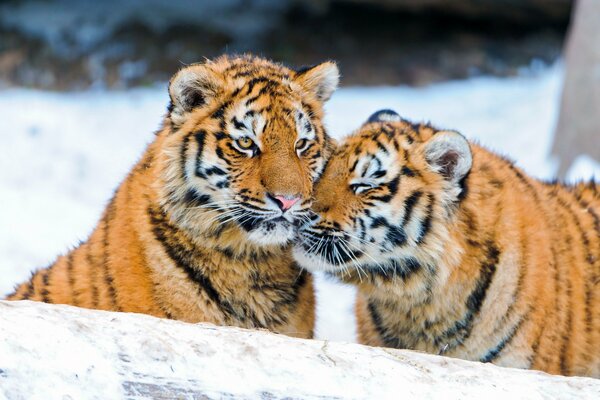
[293,112,600,376]
[7,55,341,339]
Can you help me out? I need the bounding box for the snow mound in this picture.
[1,300,598,399]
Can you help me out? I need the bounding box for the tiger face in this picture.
[160,55,339,246]
[293,110,472,281]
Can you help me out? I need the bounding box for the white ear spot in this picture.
[424,131,472,182]
[168,64,221,128]
[295,62,340,102]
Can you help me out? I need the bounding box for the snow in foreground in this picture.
[1,64,599,344]
[2,300,599,399]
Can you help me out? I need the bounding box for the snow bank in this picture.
[1,300,598,400]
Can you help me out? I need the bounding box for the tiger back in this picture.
[293,109,600,376]
[6,55,340,339]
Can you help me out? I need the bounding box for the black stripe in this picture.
[466,242,499,315]
[231,117,246,131]
[437,241,499,348]
[414,194,434,244]
[66,253,78,306]
[507,163,539,200]
[386,225,407,247]
[572,193,600,359]
[400,165,418,177]
[182,189,211,208]
[385,175,400,196]
[480,315,525,363]
[375,140,389,155]
[358,217,367,241]
[370,217,388,229]
[363,257,422,282]
[215,146,231,166]
[148,205,238,320]
[559,234,574,375]
[102,199,120,311]
[555,192,595,369]
[40,268,51,303]
[205,166,227,176]
[17,274,36,300]
[390,257,421,281]
[85,247,99,308]
[211,101,230,122]
[180,133,192,180]
[368,300,405,348]
[194,130,206,178]
[245,77,275,95]
[402,190,423,226]
[148,204,298,328]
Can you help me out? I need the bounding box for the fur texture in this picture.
[7,55,340,339]
[293,110,600,375]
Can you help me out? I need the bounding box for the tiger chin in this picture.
[6,54,340,339]
[293,109,600,377]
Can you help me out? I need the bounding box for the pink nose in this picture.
[273,195,301,211]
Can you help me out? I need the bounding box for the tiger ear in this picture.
[168,64,222,128]
[424,131,472,183]
[366,109,402,124]
[295,62,340,102]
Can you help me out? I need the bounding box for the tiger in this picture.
[6,54,340,339]
[293,109,600,376]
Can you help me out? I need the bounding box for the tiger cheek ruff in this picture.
[6,55,340,339]
[293,109,600,377]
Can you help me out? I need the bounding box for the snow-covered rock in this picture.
[0,300,598,399]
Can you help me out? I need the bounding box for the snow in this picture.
[1,63,600,345]
[1,300,599,399]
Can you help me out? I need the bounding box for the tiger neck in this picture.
[359,154,505,312]
[147,198,309,327]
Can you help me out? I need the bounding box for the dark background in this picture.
[0,0,572,90]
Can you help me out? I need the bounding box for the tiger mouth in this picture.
[237,212,304,233]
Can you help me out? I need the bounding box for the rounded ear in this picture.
[366,109,402,124]
[423,131,472,183]
[168,64,222,128]
[294,62,340,102]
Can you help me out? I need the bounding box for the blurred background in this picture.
[0,0,572,88]
[1,0,599,341]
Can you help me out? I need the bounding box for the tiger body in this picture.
[7,55,340,338]
[293,110,600,376]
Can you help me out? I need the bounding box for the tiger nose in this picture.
[269,194,301,211]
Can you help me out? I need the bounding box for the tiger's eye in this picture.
[237,137,254,149]
[296,139,308,152]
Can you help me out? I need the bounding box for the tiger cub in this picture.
[6,55,340,339]
[293,109,600,376]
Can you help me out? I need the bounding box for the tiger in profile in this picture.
[293,109,600,376]
[6,55,340,339]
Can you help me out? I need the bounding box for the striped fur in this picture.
[293,111,600,375]
[6,55,340,338]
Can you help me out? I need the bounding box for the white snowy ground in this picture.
[1,63,599,343]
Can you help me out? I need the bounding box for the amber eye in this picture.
[236,137,255,150]
[350,183,375,194]
[295,139,309,153]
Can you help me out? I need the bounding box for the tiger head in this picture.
[293,110,473,285]
[157,55,339,246]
